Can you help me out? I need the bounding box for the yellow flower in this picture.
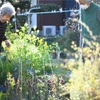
[60,63,64,67]
[16,29,19,33]
[71,41,75,45]
[71,45,74,49]
[24,23,28,26]
[33,26,37,31]
[56,42,58,45]
[52,50,55,53]
[64,48,67,52]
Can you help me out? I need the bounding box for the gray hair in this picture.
[85,0,93,2]
[0,2,16,16]
[76,0,93,3]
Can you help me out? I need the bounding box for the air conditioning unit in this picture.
[43,26,56,36]
[59,26,66,35]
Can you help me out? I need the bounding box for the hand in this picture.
[4,40,11,47]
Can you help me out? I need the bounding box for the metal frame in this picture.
[17,9,80,33]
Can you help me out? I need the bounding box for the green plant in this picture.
[0,23,73,100]
[56,30,80,52]
[0,53,14,85]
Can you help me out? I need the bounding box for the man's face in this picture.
[1,14,11,23]
[76,0,90,9]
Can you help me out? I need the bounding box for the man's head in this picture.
[76,0,93,4]
[0,2,16,22]
[76,0,93,9]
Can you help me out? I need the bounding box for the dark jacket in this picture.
[0,21,7,47]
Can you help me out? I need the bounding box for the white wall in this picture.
[31,14,37,28]
[30,0,37,28]
[31,0,37,7]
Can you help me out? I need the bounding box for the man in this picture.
[76,0,100,43]
[0,2,16,52]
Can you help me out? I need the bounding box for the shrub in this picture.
[65,41,100,100]
[51,17,80,52]
[56,30,80,52]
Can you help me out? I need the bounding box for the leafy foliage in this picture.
[0,24,53,85]
[52,18,80,52]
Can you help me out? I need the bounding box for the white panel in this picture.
[43,26,56,36]
[31,14,37,28]
[59,26,66,35]
[30,0,37,29]
[30,0,37,7]
[21,0,29,1]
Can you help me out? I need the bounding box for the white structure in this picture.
[30,0,37,7]
[59,26,66,35]
[17,9,80,34]
[30,0,37,29]
[43,26,56,36]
